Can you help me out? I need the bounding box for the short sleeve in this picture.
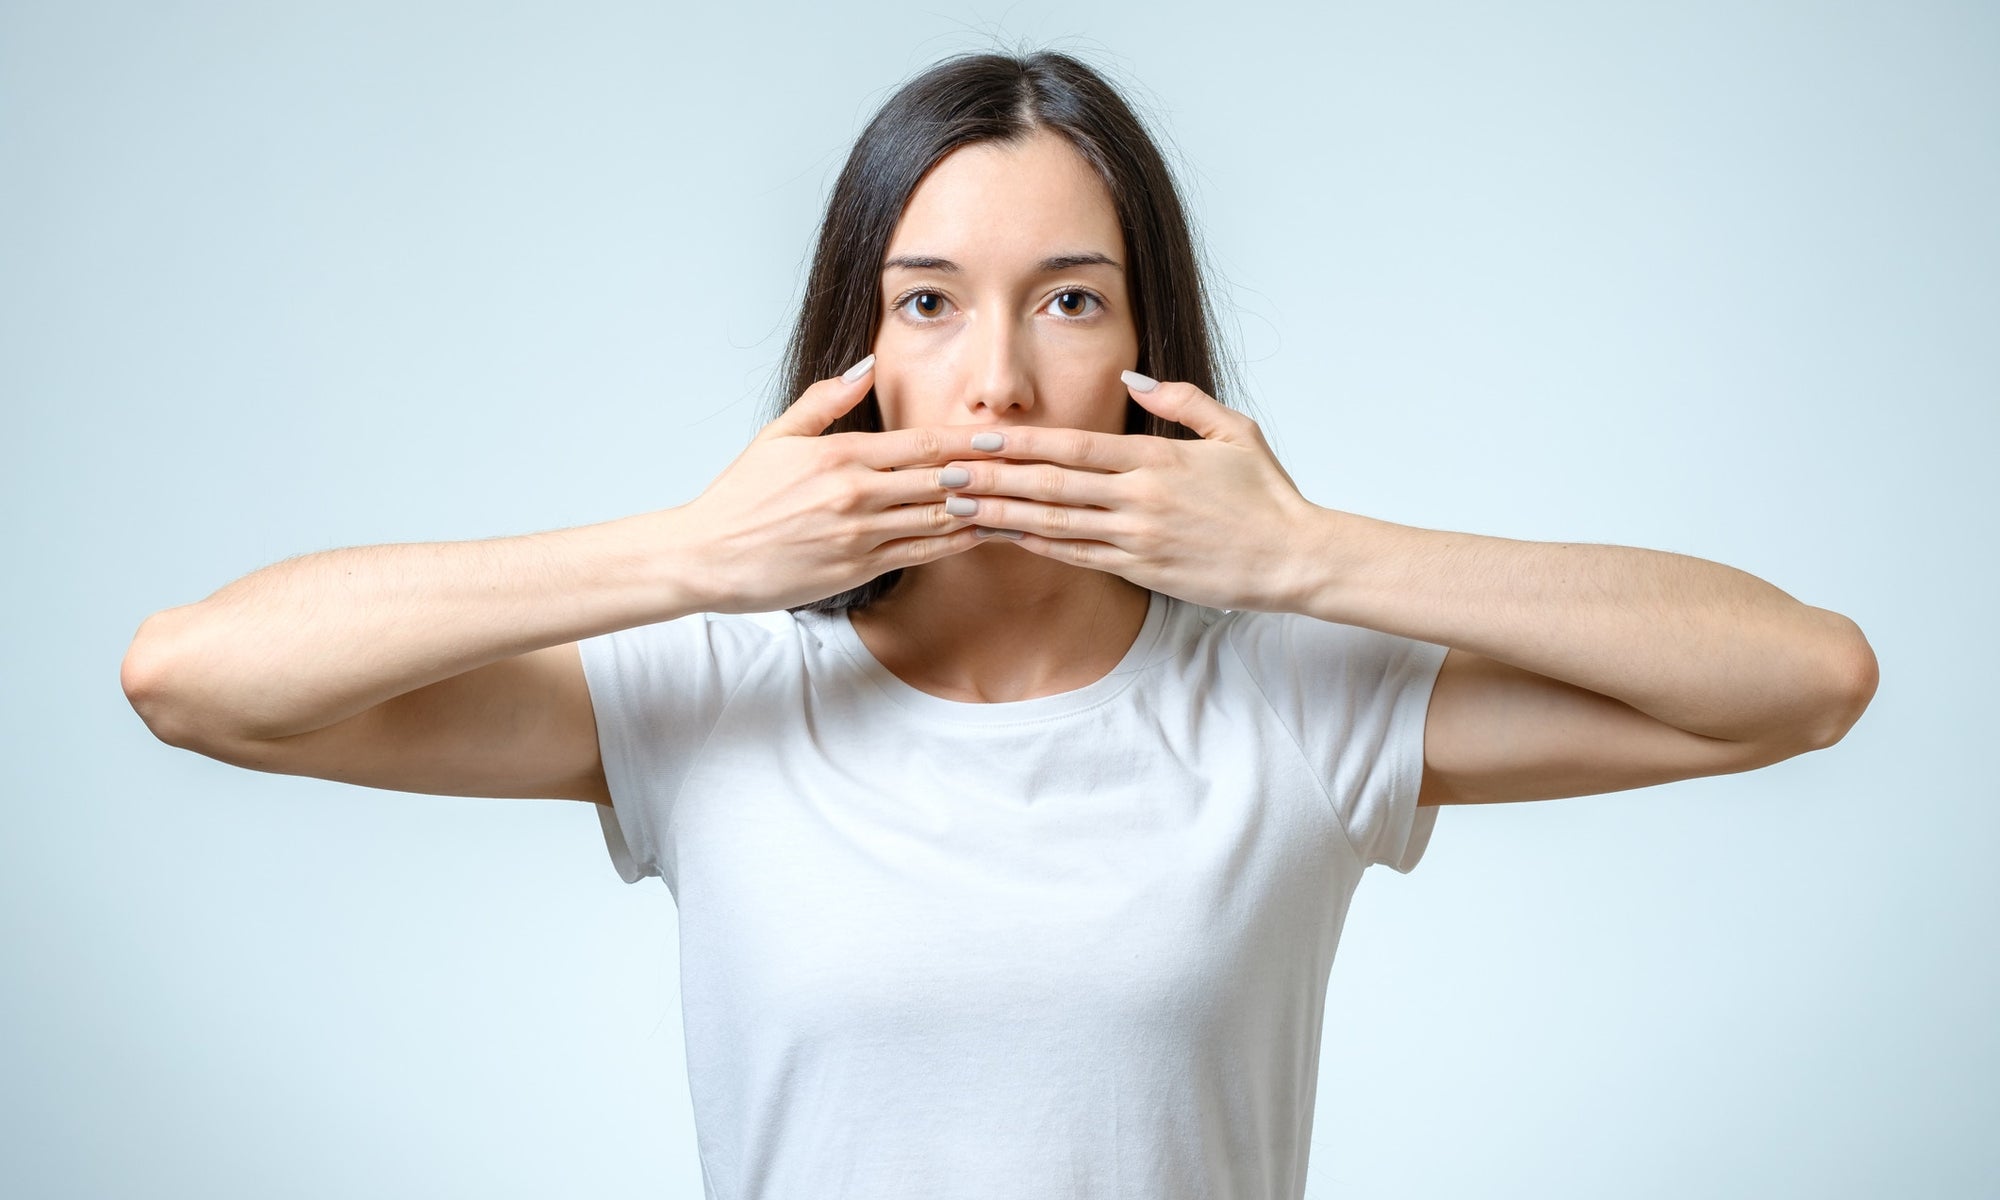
[576,612,759,885]
[1226,612,1450,873]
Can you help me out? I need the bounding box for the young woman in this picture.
[123,49,1877,1200]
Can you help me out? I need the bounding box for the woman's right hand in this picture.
[670,355,988,613]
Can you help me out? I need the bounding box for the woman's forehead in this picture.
[884,132,1123,273]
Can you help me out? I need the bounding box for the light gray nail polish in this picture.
[939,467,971,487]
[995,528,1024,540]
[945,496,979,516]
[970,432,1005,452]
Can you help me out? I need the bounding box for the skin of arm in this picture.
[1286,507,1879,771]
[121,508,703,745]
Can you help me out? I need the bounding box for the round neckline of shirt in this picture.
[812,589,1171,725]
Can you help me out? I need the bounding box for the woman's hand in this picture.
[673,356,988,613]
[935,371,1328,613]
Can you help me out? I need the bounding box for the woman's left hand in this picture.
[939,371,1329,613]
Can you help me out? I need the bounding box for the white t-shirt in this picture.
[579,589,1448,1200]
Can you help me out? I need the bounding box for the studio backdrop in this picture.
[3,1,1992,1197]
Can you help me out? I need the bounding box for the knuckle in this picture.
[1035,464,1065,499]
[830,475,868,513]
[820,431,859,464]
[797,378,833,408]
[911,427,945,465]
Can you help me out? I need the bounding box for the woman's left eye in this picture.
[1048,290,1102,319]
[898,291,948,320]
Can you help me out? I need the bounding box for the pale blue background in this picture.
[4,1,1994,1196]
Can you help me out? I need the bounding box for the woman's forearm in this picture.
[1291,508,1877,747]
[121,507,705,744]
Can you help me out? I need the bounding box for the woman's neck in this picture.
[846,547,1152,704]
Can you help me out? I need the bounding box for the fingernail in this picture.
[976,528,1024,540]
[841,353,876,383]
[939,467,970,487]
[1121,369,1158,392]
[945,496,979,516]
[970,431,1005,452]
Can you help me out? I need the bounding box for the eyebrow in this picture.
[881,251,1123,275]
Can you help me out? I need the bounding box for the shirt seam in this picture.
[651,618,774,875]
[812,610,1162,730]
[1382,640,1448,871]
[1221,614,1373,870]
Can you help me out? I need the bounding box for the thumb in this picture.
[766,353,877,439]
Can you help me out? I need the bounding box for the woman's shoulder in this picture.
[1207,604,1446,676]
[592,607,801,666]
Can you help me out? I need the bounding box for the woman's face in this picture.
[870,129,1140,437]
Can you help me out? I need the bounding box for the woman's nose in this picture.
[960,313,1035,417]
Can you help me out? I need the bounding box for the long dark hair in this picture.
[777,49,1240,615]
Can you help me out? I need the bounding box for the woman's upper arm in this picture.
[1418,648,1808,806]
[182,642,612,805]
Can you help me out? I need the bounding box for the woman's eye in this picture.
[1049,291,1101,319]
[897,291,948,320]
[893,289,1100,322]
